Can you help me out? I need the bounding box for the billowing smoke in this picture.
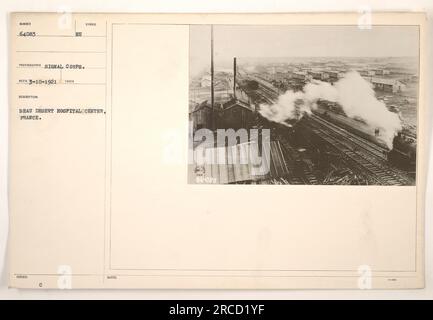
[259,71,402,149]
[259,90,305,122]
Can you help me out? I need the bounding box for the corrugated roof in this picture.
[370,78,403,86]
[189,140,290,184]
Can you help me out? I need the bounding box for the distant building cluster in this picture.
[189,59,408,135]
[245,62,410,97]
[368,77,405,93]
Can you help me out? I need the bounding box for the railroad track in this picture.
[278,137,319,185]
[310,113,388,160]
[255,86,278,105]
[244,74,280,104]
[260,86,279,101]
[307,114,414,184]
[305,122,412,185]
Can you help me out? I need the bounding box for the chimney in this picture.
[233,57,237,100]
[210,25,215,130]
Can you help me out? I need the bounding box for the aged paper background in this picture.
[8,12,426,289]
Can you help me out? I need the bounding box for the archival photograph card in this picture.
[8,12,426,289]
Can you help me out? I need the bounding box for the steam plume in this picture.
[259,71,402,149]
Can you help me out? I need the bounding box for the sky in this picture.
[190,25,419,76]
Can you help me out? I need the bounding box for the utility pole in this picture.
[233,57,237,100]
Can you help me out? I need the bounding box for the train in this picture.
[314,100,416,169]
[388,129,416,169]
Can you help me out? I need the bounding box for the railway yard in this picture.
[238,73,416,186]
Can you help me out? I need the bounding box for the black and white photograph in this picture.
[188,25,419,185]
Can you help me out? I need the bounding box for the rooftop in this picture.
[370,78,403,86]
[189,140,290,184]
[223,98,254,112]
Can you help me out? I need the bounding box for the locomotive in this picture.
[388,129,416,169]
